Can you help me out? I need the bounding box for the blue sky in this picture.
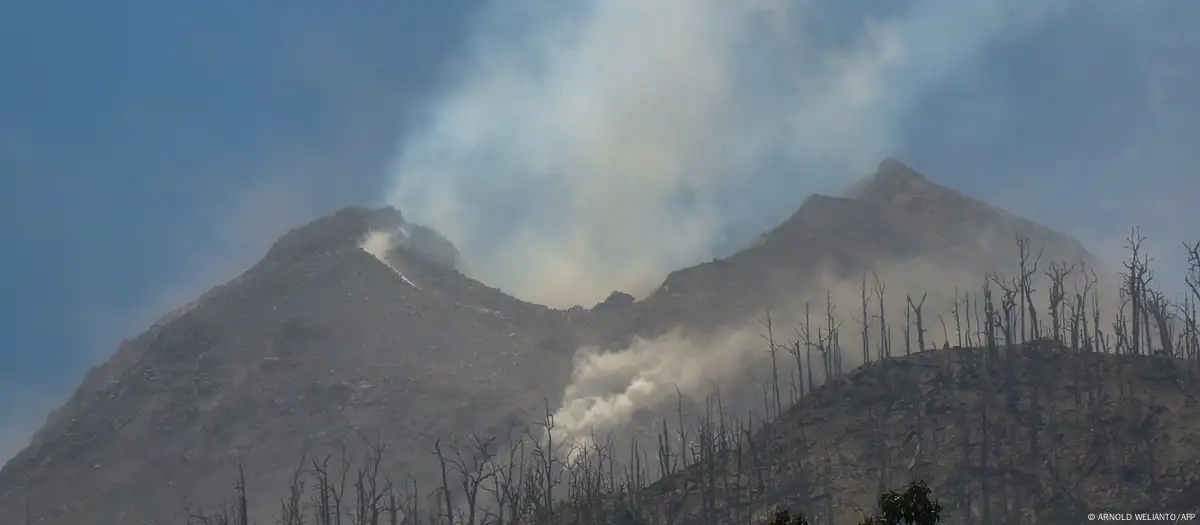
[2,0,1198,462]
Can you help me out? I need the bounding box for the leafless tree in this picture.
[279,454,307,525]
[874,272,889,359]
[904,297,913,357]
[432,439,456,525]
[857,275,873,364]
[1183,241,1200,363]
[482,429,525,525]
[988,275,1018,348]
[1045,261,1076,345]
[785,339,807,400]
[1122,228,1153,355]
[447,433,498,525]
[1016,236,1043,341]
[951,287,964,348]
[761,311,785,420]
[907,294,928,353]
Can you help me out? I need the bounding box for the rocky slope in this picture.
[0,159,1109,524]
[617,159,1094,343]
[624,343,1200,525]
[0,208,584,523]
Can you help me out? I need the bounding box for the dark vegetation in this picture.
[101,230,1196,525]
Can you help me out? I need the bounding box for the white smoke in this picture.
[542,249,1121,450]
[359,229,421,289]
[549,328,761,450]
[379,0,1118,456]
[360,230,400,260]
[385,0,1074,308]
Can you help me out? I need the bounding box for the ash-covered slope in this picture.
[629,344,1200,525]
[0,208,582,525]
[615,158,1097,340]
[0,159,1106,524]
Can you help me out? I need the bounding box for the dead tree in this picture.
[1145,289,1175,357]
[904,298,913,356]
[234,463,248,525]
[433,439,456,525]
[1068,264,1096,353]
[859,274,874,364]
[1045,261,1076,345]
[330,446,353,524]
[797,293,843,384]
[525,399,562,524]
[825,290,844,379]
[762,310,785,419]
[657,418,675,478]
[951,287,964,348]
[938,315,949,350]
[349,433,393,525]
[1016,236,1043,342]
[796,303,817,394]
[674,385,690,469]
[311,454,334,525]
[279,454,307,525]
[449,433,499,525]
[989,275,1018,348]
[907,294,928,353]
[965,292,976,348]
[1184,241,1200,362]
[1122,228,1152,355]
[785,339,807,400]
[874,272,889,359]
[483,430,527,525]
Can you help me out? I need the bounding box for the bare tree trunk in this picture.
[433,439,455,525]
[1046,261,1075,345]
[860,274,873,364]
[1016,236,1043,342]
[952,288,964,348]
[235,463,248,525]
[904,301,912,356]
[761,311,784,419]
[874,273,888,359]
[908,294,927,353]
[1123,228,1150,355]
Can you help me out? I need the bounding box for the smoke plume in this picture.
[385,0,1072,308]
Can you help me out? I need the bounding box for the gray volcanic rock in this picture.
[614,158,1098,341]
[401,222,461,270]
[0,160,1111,525]
[594,291,636,313]
[0,207,580,524]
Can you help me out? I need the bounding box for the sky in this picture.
[2,1,1199,464]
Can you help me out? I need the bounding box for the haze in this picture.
[2,0,1198,466]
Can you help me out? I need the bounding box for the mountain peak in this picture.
[877,157,925,182]
[843,157,930,201]
[261,206,402,263]
[258,206,459,271]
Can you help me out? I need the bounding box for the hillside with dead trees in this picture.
[166,230,1200,525]
[4,160,1199,525]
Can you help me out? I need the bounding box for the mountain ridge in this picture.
[0,159,1111,525]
